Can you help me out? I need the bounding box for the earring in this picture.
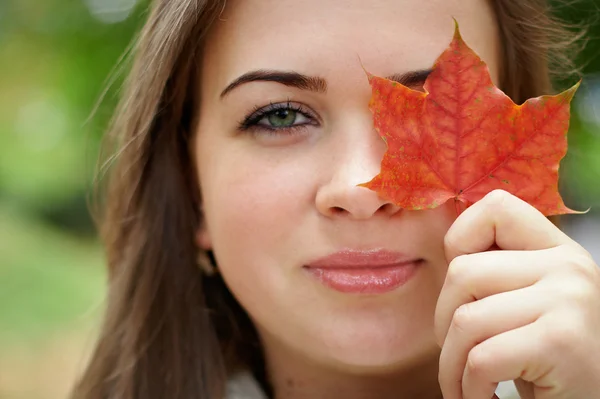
[197,250,217,276]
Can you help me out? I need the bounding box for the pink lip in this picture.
[304,249,421,294]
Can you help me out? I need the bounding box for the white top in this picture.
[225,370,520,399]
[226,370,268,399]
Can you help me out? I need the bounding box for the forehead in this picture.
[201,0,500,94]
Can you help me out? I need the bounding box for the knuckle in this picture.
[443,231,457,253]
[451,304,475,334]
[569,249,599,280]
[446,256,469,287]
[560,278,596,307]
[555,248,600,304]
[540,317,581,354]
[466,345,491,376]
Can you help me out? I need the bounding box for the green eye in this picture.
[267,109,297,127]
[239,103,314,133]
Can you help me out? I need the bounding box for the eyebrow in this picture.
[219,68,432,99]
[385,69,432,88]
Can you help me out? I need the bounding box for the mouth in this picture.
[303,249,423,294]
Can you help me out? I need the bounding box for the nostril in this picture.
[316,184,402,219]
[330,206,346,215]
[325,202,400,218]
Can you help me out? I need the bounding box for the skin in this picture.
[193,0,600,398]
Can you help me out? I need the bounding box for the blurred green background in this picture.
[0,1,598,398]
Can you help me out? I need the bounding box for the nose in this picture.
[315,124,401,219]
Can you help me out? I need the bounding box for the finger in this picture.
[461,322,554,399]
[435,247,564,345]
[445,190,577,262]
[438,286,547,399]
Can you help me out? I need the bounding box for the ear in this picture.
[195,221,212,250]
[194,190,212,249]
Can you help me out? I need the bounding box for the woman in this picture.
[71,0,600,398]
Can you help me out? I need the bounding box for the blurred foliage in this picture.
[0,0,598,398]
[555,0,600,207]
[0,1,146,398]
[0,0,144,234]
[0,0,146,339]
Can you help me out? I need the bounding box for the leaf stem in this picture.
[454,198,462,217]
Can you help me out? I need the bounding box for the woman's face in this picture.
[194,0,499,371]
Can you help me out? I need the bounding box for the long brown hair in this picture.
[70,1,584,398]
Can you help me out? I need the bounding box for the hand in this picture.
[434,190,600,399]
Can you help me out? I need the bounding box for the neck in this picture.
[260,338,443,399]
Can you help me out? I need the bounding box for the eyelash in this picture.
[237,101,318,135]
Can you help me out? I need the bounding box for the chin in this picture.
[311,317,440,372]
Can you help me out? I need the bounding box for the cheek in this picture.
[196,142,322,316]
[198,144,316,265]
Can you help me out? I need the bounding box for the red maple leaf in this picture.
[359,22,581,216]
